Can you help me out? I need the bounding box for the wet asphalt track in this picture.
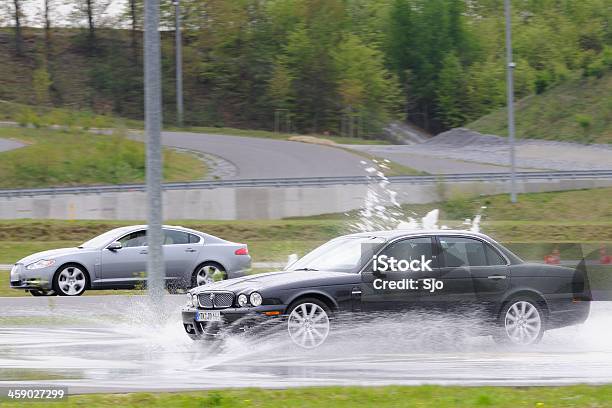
[1,295,611,393]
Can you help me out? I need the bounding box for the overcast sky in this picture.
[4,0,127,28]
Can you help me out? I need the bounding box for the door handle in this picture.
[487,275,506,280]
[185,248,197,253]
[139,250,148,254]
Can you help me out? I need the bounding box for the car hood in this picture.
[17,247,90,265]
[192,270,360,294]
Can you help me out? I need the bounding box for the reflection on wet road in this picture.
[1,296,611,393]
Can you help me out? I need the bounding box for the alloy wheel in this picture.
[57,266,86,296]
[504,300,542,345]
[288,302,330,349]
[196,265,221,286]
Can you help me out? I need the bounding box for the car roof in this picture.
[115,224,204,235]
[343,229,493,241]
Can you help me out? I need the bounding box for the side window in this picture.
[163,229,190,245]
[378,237,434,268]
[188,234,201,244]
[485,243,506,265]
[118,230,147,248]
[439,237,487,267]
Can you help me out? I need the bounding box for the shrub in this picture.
[575,114,592,131]
[15,108,43,128]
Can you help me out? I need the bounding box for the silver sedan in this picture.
[9,225,251,296]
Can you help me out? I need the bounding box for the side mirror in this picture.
[108,241,122,251]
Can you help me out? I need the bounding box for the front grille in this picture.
[198,291,234,309]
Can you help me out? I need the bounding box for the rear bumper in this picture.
[227,256,253,279]
[547,300,591,329]
[181,305,286,340]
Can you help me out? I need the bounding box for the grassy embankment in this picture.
[0,126,206,188]
[0,188,610,296]
[3,385,612,407]
[467,72,611,144]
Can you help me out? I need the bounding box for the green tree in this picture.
[386,0,477,132]
[436,52,466,127]
[333,35,404,135]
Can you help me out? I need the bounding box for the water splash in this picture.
[349,160,485,233]
[348,160,406,232]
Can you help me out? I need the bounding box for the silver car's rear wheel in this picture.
[287,300,330,349]
[194,263,226,287]
[501,299,544,345]
[54,265,87,296]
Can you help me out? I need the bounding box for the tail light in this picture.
[235,246,248,256]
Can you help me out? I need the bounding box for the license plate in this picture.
[196,311,221,322]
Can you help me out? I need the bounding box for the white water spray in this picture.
[350,160,485,233]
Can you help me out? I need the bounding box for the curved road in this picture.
[3,125,610,178]
[0,295,611,393]
[160,131,369,179]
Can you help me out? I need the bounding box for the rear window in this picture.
[440,236,487,267]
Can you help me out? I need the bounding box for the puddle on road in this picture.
[1,300,612,390]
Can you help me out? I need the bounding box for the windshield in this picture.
[288,236,386,273]
[80,228,131,248]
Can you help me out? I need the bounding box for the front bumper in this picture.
[181,305,286,340]
[9,264,54,290]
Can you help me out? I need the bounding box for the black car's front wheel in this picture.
[496,298,545,345]
[287,298,331,349]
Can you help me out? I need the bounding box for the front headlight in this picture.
[26,259,56,270]
[249,292,262,307]
[237,294,248,307]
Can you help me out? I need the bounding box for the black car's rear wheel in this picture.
[495,298,545,345]
[287,298,331,349]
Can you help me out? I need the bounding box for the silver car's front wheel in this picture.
[194,263,225,287]
[53,265,87,296]
[287,300,331,349]
[29,289,56,296]
[501,299,544,345]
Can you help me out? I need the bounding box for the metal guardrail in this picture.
[1,170,612,197]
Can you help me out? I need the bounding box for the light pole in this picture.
[504,0,517,203]
[144,0,164,303]
[174,0,184,128]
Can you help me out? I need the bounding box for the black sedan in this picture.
[182,230,591,348]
